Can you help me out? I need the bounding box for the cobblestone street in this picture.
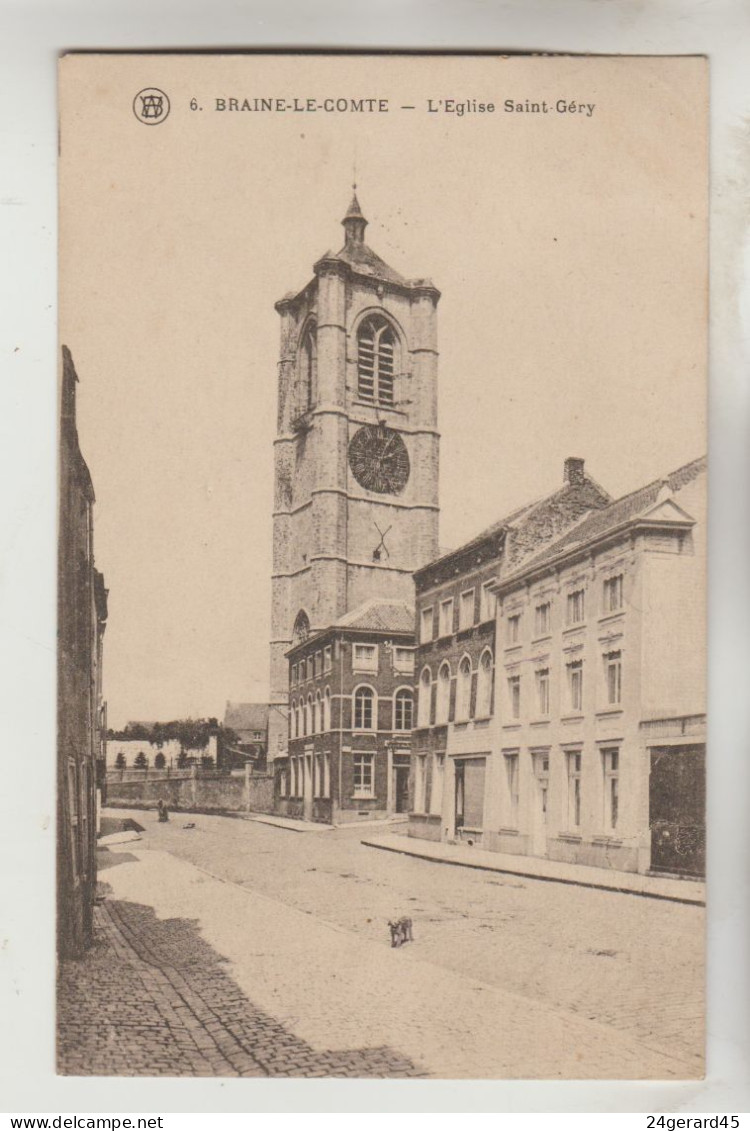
[57,810,704,1079]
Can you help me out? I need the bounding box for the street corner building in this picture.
[58,345,108,958]
[277,598,415,823]
[409,455,707,880]
[267,191,441,767]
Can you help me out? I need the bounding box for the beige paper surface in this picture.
[58,53,707,1080]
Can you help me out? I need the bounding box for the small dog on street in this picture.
[388,917,414,948]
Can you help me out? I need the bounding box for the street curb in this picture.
[361,838,706,907]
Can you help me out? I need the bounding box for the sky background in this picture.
[59,53,707,728]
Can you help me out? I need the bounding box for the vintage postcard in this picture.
[58,52,707,1080]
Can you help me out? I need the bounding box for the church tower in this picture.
[268,192,441,761]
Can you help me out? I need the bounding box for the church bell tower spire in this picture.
[342,186,367,246]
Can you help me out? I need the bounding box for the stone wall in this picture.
[105,769,274,815]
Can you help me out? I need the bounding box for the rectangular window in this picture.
[507,613,521,644]
[535,668,550,716]
[603,574,624,613]
[313,755,322,799]
[314,650,322,677]
[439,598,454,638]
[323,645,333,673]
[290,663,297,687]
[504,753,520,826]
[567,659,583,712]
[323,752,331,799]
[393,646,415,674]
[459,589,475,631]
[605,651,622,705]
[480,582,497,623]
[567,588,585,625]
[507,674,521,719]
[534,601,551,636]
[306,656,314,681]
[420,606,434,644]
[567,752,582,828]
[279,769,287,798]
[602,748,619,830]
[353,643,378,673]
[353,752,375,798]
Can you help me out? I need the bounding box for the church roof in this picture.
[332,598,415,635]
[318,238,409,286]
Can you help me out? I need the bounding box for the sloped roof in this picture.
[500,455,706,584]
[223,702,270,734]
[333,598,415,634]
[416,469,611,581]
[315,239,408,287]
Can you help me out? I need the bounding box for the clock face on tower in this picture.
[348,424,410,495]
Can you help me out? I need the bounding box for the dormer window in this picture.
[357,316,396,406]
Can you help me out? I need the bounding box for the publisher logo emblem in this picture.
[133,88,170,125]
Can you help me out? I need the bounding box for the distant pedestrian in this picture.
[157,799,169,823]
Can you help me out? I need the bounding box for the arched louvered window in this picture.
[300,322,317,412]
[357,316,396,406]
[456,657,472,721]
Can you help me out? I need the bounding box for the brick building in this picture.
[488,456,706,877]
[409,458,611,846]
[58,346,108,958]
[267,192,440,764]
[276,599,415,824]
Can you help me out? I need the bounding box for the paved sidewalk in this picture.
[58,881,421,1078]
[242,813,407,834]
[361,832,705,906]
[61,842,700,1078]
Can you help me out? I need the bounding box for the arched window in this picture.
[300,321,317,412]
[297,703,303,738]
[290,700,297,739]
[477,649,493,718]
[456,656,472,721]
[357,316,397,406]
[436,663,451,725]
[324,687,332,732]
[292,610,310,645]
[307,694,314,735]
[417,667,432,727]
[394,688,414,731]
[315,691,322,735]
[354,686,375,730]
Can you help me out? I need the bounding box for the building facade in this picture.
[488,456,706,877]
[409,458,611,847]
[276,599,415,824]
[409,454,706,879]
[58,346,108,958]
[268,193,440,763]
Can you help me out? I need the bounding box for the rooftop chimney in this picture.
[564,457,585,486]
